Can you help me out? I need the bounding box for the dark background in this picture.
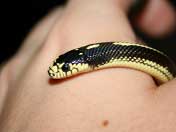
[1,0,176,64]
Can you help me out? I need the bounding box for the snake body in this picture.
[48,42,176,84]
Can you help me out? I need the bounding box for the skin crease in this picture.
[0,0,176,131]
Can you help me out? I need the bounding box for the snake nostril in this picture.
[53,62,57,66]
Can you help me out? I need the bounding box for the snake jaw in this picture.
[48,62,91,79]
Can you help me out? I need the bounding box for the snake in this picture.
[48,42,176,84]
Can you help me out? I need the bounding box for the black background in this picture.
[1,0,176,64]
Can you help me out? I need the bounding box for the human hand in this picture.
[0,0,176,131]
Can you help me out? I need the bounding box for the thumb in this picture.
[133,0,176,38]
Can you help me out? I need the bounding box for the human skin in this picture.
[0,0,176,131]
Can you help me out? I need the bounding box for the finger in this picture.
[8,7,64,81]
[29,0,156,89]
[134,0,176,37]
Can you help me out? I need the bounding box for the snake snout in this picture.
[48,66,58,78]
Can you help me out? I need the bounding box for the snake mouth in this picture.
[48,68,56,78]
[48,66,70,79]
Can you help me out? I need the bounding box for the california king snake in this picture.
[48,42,176,84]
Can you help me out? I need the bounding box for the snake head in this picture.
[48,49,89,79]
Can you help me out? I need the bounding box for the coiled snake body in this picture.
[48,42,176,84]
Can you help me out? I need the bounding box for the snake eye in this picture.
[61,63,70,72]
